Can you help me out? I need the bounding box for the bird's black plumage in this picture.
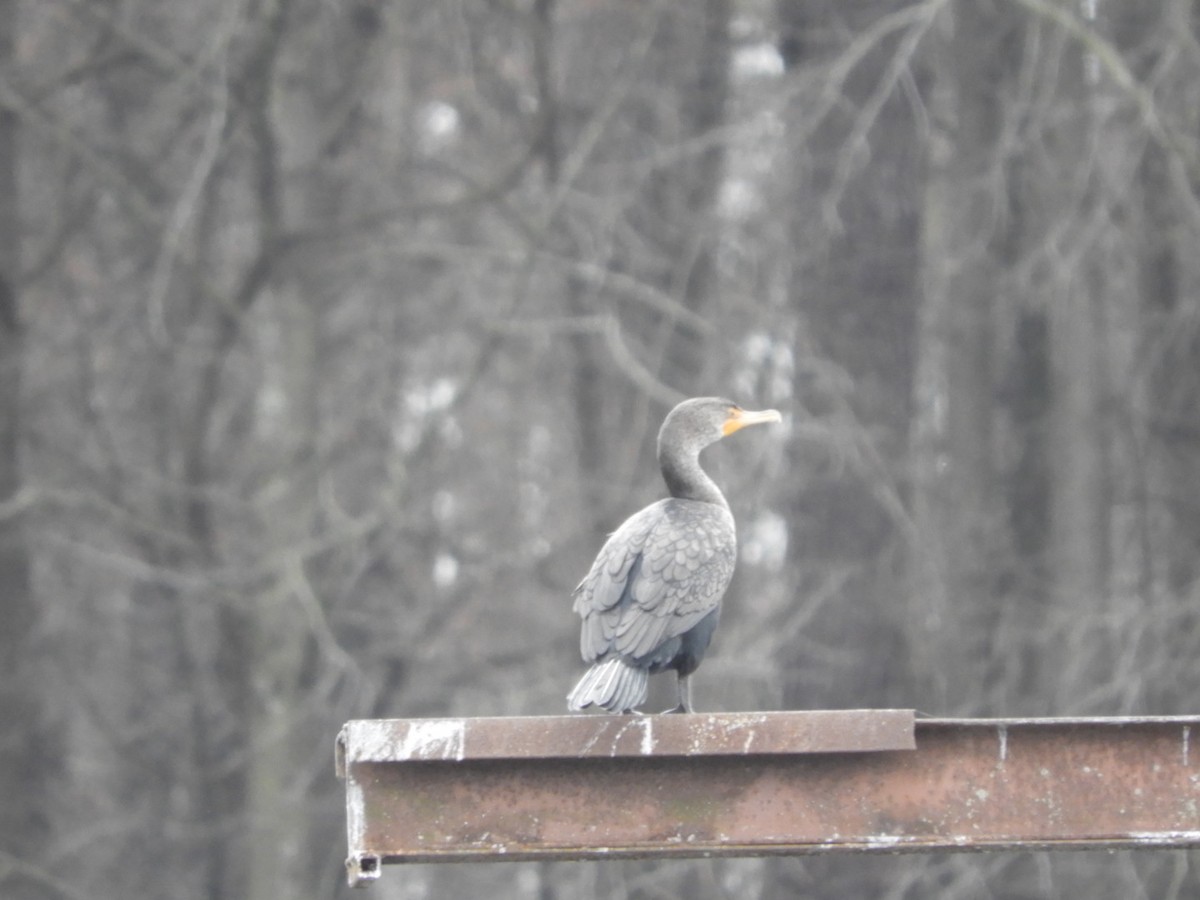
[567,397,780,714]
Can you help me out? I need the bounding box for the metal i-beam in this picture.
[335,711,1200,887]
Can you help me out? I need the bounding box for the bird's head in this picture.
[659,397,782,454]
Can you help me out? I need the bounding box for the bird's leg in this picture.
[662,672,692,714]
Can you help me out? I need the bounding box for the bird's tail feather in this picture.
[567,658,648,713]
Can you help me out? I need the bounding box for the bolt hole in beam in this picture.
[336,711,1200,887]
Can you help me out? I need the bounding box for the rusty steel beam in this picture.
[336,712,1200,887]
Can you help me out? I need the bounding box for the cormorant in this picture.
[567,397,781,714]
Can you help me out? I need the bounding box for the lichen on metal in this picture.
[336,712,1200,887]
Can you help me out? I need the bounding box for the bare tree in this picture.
[0,3,51,897]
[7,0,1200,898]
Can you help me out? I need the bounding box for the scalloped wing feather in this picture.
[573,498,736,664]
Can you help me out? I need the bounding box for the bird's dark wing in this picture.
[573,498,736,664]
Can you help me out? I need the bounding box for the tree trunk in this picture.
[0,4,53,898]
[245,289,317,900]
[1029,28,1113,711]
[775,0,923,712]
[911,1,1008,712]
[244,6,329,896]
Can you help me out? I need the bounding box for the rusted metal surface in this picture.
[337,709,914,769]
[337,712,1200,887]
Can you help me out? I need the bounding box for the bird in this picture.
[567,397,781,714]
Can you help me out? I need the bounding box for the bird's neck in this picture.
[659,444,728,507]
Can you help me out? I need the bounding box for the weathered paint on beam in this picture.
[336,709,915,768]
[336,712,1200,887]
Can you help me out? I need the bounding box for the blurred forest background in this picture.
[5,0,1200,897]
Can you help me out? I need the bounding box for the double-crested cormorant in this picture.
[567,397,782,714]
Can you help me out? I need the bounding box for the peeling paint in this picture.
[864,834,901,846]
[401,719,466,761]
[350,719,467,762]
[345,778,365,850]
[997,724,1007,763]
[1126,831,1200,845]
[578,728,603,756]
[605,720,634,756]
[605,718,658,757]
[639,718,655,755]
[1184,725,1191,767]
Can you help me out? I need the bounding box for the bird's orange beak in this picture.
[722,406,783,436]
